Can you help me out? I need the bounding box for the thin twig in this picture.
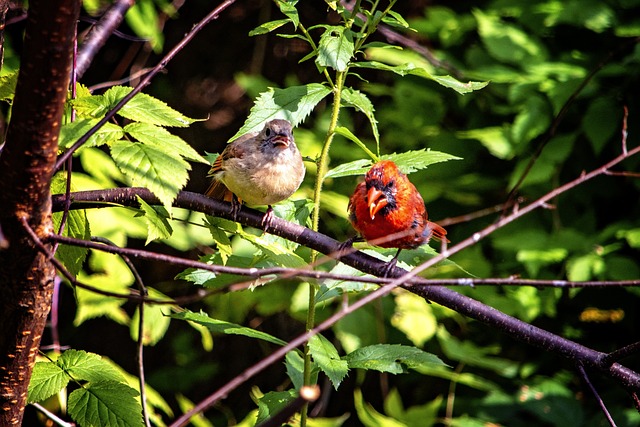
[54,0,238,170]
[602,342,640,366]
[30,402,73,427]
[504,38,640,211]
[577,363,617,427]
[76,0,135,79]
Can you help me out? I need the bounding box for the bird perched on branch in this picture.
[205,119,305,226]
[348,159,447,273]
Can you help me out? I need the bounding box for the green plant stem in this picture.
[300,70,346,427]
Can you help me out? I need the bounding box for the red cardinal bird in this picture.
[348,160,447,272]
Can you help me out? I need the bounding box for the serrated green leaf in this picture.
[59,118,124,151]
[382,149,462,173]
[125,122,208,163]
[317,26,354,72]
[0,71,18,102]
[232,84,331,140]
[59,349,125,384]
[249,18,292,36]
[28,362,69,403]
[341,88,380,145]
[111,140,189,210]
[325,158,373,179]
[345,344,446,374]
[308,334,348,389]
[353,61,488,94]
[108,87,195,127]
[68,381,143,427]
[171,310,287,346]
[130,289,173,346]
[136,196,173,245]
[176,266,217,286]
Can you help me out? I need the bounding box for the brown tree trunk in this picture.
[0,0,80,425]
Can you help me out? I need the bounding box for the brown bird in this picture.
[348,159,447,273]
[206,119,305,226]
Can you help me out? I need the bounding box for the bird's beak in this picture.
[272,134,290,148]
[367,187,388,220]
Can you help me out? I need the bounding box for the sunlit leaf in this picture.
[308,334,348,389]
[171,310,287,346]
[232,84,331,140]
[317,26,355,72]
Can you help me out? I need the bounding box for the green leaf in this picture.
[317,26,354,72]
[51,173,91,277]
[204,217,234,264]
[326,150,461,179]
[285,351,306,390]
[382,11,412,30]
[518,379,584,426]
[125,122,208,163]
[382,149,462,173]
[390,293,437,347]
[59,118,124,151]
[111,140,189,210]
[316,262,378,304]
[59,349,125,384]
[249,18,292,36]
[582,97,621,155]
[308,334,348,389]
[0,71,18,102]
[278,0,299,28]
[354,388,407,427]
[171,310,287,346]
[474,9,547,64]
[28,362,68,403]
[130,289,173,346]
[341,88,380,145]
[232,84,331,140]
[136,196,173,245]
[345,344,446,374]
[352,61,488,94]
[68,381,143,427]
[458,126,514,159]
[125,0,163,52]
[511,95,551,144]
[111,87,195,127]
[325,158,372,179]
[256,390,298,425]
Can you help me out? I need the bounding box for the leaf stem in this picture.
[302,69,346,427]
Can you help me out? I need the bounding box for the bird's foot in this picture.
[230,196,242,222]
[261,206,275,232]
[336,236,362,260]
[381,249,402,278]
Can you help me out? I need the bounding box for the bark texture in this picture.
[0,0,80,424]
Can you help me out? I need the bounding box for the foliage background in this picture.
[4,0,639,425]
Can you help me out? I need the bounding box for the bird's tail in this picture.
[426,221,449,243]
[205,179,234,202]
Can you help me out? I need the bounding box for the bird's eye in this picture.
[265,128,272,137]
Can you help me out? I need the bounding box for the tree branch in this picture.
[0,0,81,423]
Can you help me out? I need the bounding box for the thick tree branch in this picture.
[0,0,80,423]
